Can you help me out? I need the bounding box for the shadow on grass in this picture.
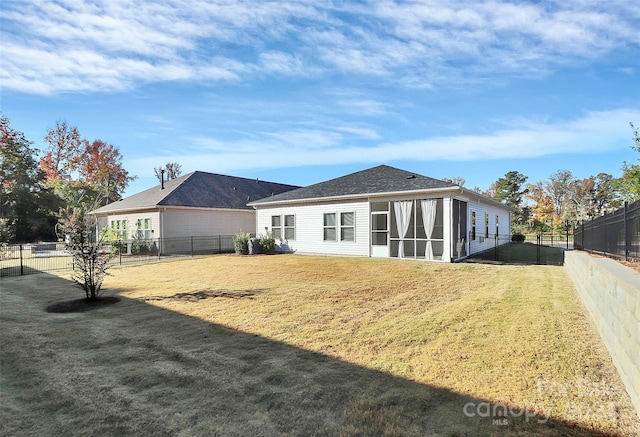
[0,273,625,437]
[0,265,41,277]
[467,243,566,266]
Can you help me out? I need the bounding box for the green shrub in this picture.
[233,232,251,255]
[131,236,150,254]
[99,226,126,254]
[511,233,526,243]
[258,231,276,254]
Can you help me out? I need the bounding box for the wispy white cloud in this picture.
[335,97,390,117]
[2,0,638,94]
[126,109,640,176]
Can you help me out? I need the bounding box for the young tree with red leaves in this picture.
[40,121,135,207]
[40,120,86,181]
[81,139,135,204]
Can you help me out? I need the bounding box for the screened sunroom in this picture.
[371,199,444,260]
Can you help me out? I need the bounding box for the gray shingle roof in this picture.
[92,171,300,214]
[248,165,457,206]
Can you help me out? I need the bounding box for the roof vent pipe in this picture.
[160,169,165,190]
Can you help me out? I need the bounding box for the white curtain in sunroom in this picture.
[394,200,412,258]
[421,199,437,260]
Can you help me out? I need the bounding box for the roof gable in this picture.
[92,171,300,214]
[249,165,457,205]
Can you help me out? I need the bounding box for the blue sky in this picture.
[1,0,639,197]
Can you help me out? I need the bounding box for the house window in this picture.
[136,218,152,240]
[323,213,336,241]
[110,219,127,240]
[271,215,282,240]
[284,215,295,240]
[471,211,476,241]
[485,213,489,238]
[340,212,355,241]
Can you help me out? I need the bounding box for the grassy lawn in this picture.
[1,255,638,436]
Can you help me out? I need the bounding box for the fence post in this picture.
[191,236,194,257]
[624,201,630,261]
[219,235,222,254]
[19,244,24,276]
[603,212,608,254]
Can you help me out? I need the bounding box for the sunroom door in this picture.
[371,211,389,257]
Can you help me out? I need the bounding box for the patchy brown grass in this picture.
[1,255,638,436]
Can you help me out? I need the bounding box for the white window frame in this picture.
[111,219,128,240]
[323,213,337,241]
[284,214,295,241]
[136,218,152,240]
[340,212,355,242]
[271,215,282,240]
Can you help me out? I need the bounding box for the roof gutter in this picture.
[248,185,512,212]
[247,186,462,207]
[457,186,515,211]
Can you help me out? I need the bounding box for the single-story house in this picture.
[91,171,299,253]
[248,165,512,262]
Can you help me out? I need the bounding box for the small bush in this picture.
[258,232,276,254]
[233,232,251,255]
[511,233,526,243]
[100,226,126,254]
[131,236,150,254]
[57,205,113,301]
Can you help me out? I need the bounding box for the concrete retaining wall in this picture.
[564,251,640,417]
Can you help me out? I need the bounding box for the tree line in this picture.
[1,114,638,243]
[1,115,186,243]
[1,116,133,242]
[483,123,639,233]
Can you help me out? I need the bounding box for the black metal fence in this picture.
[532,233,573,249]
[0,235,238,278]
[574,200,640,261]
[469,232,568,265]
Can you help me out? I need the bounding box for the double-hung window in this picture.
[324,212,355,241]
[271,215,295,240]
[323,213,336,241]
[136,218,152,240]
[271,215,282,240]
[340,212,355,241]
[284,215,295,240]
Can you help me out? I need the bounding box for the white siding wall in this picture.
[101,211,160,240]
[256,200,370,256]
[162,208,255,238]
[467,199,511,256]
